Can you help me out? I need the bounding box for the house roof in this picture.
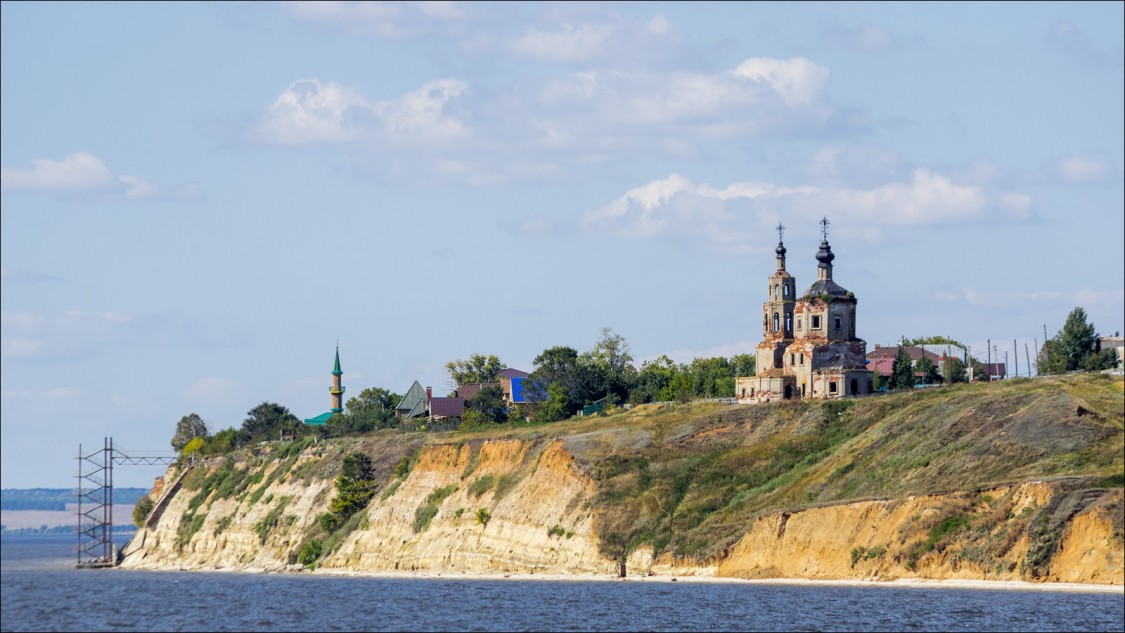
[867,346,940,363]
[455,382,492,400]
[983,363,1007,376]
[498,368,529,379]
[303,411,334,426]
[430,397,465,418]
[815,348,868,370]
[396,380,428,418]
[868,357,895,377]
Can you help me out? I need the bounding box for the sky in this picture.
[2,1,1122,488]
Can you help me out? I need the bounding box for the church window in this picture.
[834,317,841,330]
[799,354,804,366]
[774,284,780,298]
[790,353,795,366]
[797,317,802,330]
[783,285,789,297]
[773,313,779,332]
[812,315,821,329]
[829,381,838,394]
[786,314,792,333]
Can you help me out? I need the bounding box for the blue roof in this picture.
[511,376,531,403]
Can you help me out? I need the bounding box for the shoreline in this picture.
[295,567,1124,594]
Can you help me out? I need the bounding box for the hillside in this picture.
[121,373,1124,584]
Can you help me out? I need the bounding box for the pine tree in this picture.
[889,346,916,390]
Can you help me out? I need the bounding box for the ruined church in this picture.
[736,218,874,402]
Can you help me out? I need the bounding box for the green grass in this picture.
[413,485,459,533]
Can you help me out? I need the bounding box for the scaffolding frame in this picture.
[76,437,177,569]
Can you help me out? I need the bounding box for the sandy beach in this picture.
[300,567,1124,594]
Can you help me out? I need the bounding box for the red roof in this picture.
[869,357,895,377]
[429,397,465,418]
[867,346,940,362]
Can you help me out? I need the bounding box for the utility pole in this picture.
[1043,324,1051,374]
[1004,351,1008,380]
[1025,342,1032,378]
[1013,339,1019,378]
[1033,337,1039,376]
[987,339,992,382]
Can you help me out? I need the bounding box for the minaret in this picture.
[815,216,835,282]
[329,345,345,413]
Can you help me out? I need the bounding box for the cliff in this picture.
[121,374,1124,584]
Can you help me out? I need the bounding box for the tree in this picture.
[915,357,940,385]
[537,381,576,422]
[1057,307,1098,371]
[331,386,401,435]
[945,357,968,384]
[241,402,300,443]
[444,354,505,391]
[461,384,508,426]
[731,353,756,378]
[580,327,637,404]
[889,346,915,390]
[132,495,155,528]
[630,355,677,404]
[528,346,580,399]
[171,413,209,451]
[329,452,377,520]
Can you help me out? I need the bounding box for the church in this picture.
[736,219,874,402]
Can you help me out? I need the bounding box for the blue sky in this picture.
[2,2,1122,488]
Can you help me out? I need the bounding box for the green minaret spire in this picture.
[329,344,344,413]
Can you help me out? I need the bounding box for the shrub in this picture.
[476,508,492,526]
[298,540,323,568]
[548,524,566,538]
[132,495,155,528]
[413,485,458,533]
[469,475,495,498]
[317,512,340,533]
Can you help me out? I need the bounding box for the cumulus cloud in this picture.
[251,78,469,146]
[247,56,859,184]
[0,152,199,201]
[582,170,1033,251]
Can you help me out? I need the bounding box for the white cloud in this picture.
[252,78,469,147]
[0,152,199,201]
[582,170,1033,250]
[1047,154,1117,185]
[248,56,854,184]
[512,23,616,63]
[731,57,830,107]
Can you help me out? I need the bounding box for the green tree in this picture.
[444,354,505,391]
[537,381,576,422]
[171,413,210,451]
[132,495,155,528]
[241,402,300,443]
[462,384,508,426]
[329,452,377,519]
[945,357,968,383]
[580,327,637,404]
[915,357,940,385]
[630,355,677,404]
[1057,307,1098,371]
[328,386,402,435]
[526,346,582,411]
[889,346,916,390]
[731,353,756,378]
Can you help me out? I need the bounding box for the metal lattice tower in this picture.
[76,437,178,569]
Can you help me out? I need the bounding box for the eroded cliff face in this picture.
[716,483,1123,584]
[122,438,1123,585]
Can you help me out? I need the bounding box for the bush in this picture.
[132,495,155,528]
[298,540,323,568]
[317,512,339,533]
[476,508,492,526]
[469,475,495,498]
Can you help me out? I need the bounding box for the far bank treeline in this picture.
[168,307,1119,464]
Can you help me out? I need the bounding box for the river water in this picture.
[2,534,1121,632]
